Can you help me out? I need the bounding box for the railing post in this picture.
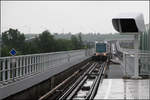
[16,58,19,77]
[33,57,35,72]
[12,57,16,81]
[23,57,26,76]
[37,56,40,71]
[36,56,38,72]
[29,56,32,74]
[7,58,10,80]
[19,58,22,77]
[31,57,34,73]
[26,57,29,74]
[33,56,36,72]
[41,56,43,71]
[2,60,5,81]
[123,52,126,77]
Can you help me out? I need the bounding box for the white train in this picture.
[93,41,111,61]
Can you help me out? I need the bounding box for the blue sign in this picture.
[9,48,17,56]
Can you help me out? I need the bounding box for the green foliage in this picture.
[2,28,25,55]
[37,30,55,53]
[77,33,84,49]
[55,39,73,51]
[23,38,40,54]
[1,46,10,57]
[1,28,85,57]
[71,35,79,50]
[70,33,84,50]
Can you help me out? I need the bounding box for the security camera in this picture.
[112,13,145,33]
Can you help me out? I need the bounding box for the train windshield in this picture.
[96,43,106,53]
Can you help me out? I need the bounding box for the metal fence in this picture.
[123,51,150,77]
[114,39,150,77]
[0,49,93,84]
[139,53,150,75]
[140,24,150,51]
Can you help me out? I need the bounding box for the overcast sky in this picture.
[1,1,149,34]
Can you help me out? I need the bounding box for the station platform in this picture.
[107,64,124,78]
[110,56,121,64]
[95,62,150,99]
[94,79,150,99]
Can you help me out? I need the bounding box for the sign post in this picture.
[9,48,17,81]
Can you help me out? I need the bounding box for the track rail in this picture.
[59,62,106,100]
[38,62,93,100]
[39,61,107,100]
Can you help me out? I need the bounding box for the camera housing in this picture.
[112,13,145,33]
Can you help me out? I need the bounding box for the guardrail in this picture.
[114,40,150,78]
[0,49,94,84]
[123,51,150,77]
[139,52,150,76]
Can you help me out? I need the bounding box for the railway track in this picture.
[59,62,106,100]
[39,61,107,100]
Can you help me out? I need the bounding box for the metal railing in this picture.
[114,40,150,78]
[139,52,150,76]
[0,49,94,84]
[123,51,150,77]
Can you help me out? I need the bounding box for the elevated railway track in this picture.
[39,61,108,100]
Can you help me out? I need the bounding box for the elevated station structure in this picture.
[93,12,150,99]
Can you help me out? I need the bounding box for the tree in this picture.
[1,28,86,57]
[1,46,10,57]
[77,32,84,49]
[55,39,73,51]
[2,28,25,55]
[71,35,79,50]
[24,37,40,54]
[37,30,55,53]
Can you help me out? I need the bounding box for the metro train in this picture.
[93,41,111,62]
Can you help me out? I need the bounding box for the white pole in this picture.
[132,34,141,79]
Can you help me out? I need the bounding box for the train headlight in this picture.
[103,53,106,56]
[96,53,99,56]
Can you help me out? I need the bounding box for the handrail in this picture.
[0,49,86,59]
[0,49,94,85]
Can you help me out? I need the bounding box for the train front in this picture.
[93,42,108,62]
